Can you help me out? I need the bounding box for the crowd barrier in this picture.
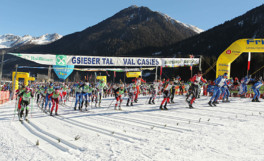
[0,91,10,104]
[174,85,263,98]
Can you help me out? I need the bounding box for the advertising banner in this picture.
[9,53,199,67]
[68,56,161,66]
[126,72,142,78]
[162,58,199,67]
[9,53,57,65]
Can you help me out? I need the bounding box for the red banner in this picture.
[160,66,163,77]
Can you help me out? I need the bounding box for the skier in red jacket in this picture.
[132,76,146,103]
[48,88,63,116]
[186,71,207,108]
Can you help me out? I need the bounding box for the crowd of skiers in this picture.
[14,72,264,121]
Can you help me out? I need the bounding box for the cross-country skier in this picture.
[133,76,145,103]
[61,84,68,104]
[127,84,136,106]
[221,79,232,102]
[171,76,181,102]
[148,80,159,104]
[45,83,54,112]
[16,85,26,112]
[35,86,41,103]
[82,81,93,110]
[114,84,126,110]
[39,85,46,108]
[208,73,228,106]
[239,75,254,98]
[186,71,207,108]
[160,79,173,110]
[179,81,184,95]
[96,79,108,107]
[18,87,33,121]
[48,88,63,116]
[103,85,108,98]
[141,83,148,96]
[251,76,263,102]
[74,82,84,110]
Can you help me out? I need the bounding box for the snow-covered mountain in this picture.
[157,12,203,34]
[0,33,62,49]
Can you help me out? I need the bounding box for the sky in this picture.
[0,0,263,37]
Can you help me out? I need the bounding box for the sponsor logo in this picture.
[59,72,67,76]
[31,56,53,62]
[219,64,229,67]
[56,55,67,66]
[246,39,264,45]
[218,69,229,72]
[226,50,240,55]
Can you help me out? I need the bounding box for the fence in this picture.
[0,91,10,104]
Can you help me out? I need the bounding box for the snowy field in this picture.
[0,95,264,161]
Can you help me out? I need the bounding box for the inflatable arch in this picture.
[12,72,35,90]
[216,39,264,78]
[96,76,107,84]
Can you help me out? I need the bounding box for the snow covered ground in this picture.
[0,95,264,161]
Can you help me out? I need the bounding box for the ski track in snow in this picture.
[1,96,264,161]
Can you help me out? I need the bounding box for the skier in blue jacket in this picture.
[239,75,254,98]
[208,73,228,106]
[45,83,54,112]
[74,82,84,110]
[251,76,263,102]
[221,79,232,102]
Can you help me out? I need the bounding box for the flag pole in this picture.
[247,52,251,77]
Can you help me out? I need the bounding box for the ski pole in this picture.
[13,98,18,121]
[31,98,33,118]
[145,94,151,104]
[71,91,76,108]
[108,98,115,108]
[157,93,160,102]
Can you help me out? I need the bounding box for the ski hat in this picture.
[26,87,30,92]
[120,84,124,88]
[55,88,59,94]
[223,73,228,77]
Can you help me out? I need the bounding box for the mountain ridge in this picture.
[0,33,62,49]
[13,6,202,56]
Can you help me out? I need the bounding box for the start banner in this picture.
[8,53,199,67]
[162,58,199,67]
